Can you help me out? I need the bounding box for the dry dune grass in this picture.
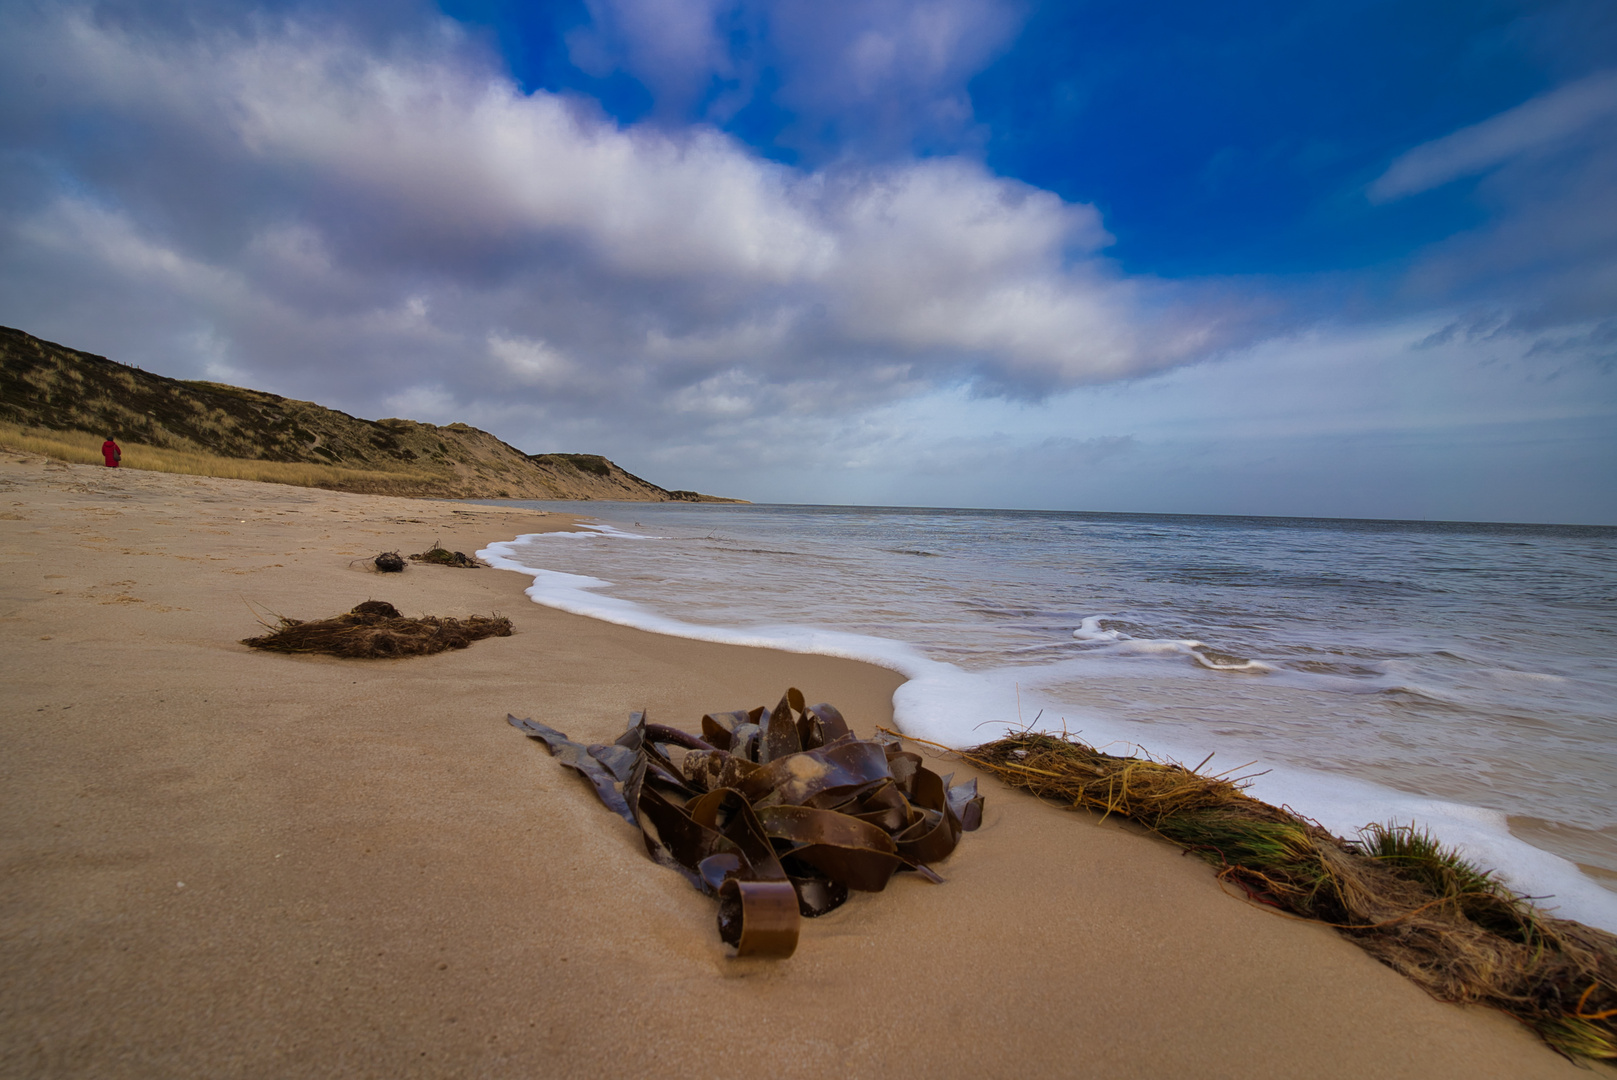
[241,600,513,658]
[409,545,485,568]
[942,730,1617,1062]
[0,421,432,492]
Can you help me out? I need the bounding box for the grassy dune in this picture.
[0,422,435,492]
[1,325,742,501]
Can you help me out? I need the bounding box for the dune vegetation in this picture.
[0,421,435,492]
[0,325,740,501]
[947,729,1617,1062]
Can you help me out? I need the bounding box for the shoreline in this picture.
[482,519,1617,935]
[1,451,1603,1078]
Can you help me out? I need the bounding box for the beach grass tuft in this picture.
[944,730,1617,1061]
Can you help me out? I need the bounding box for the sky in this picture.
[1,0,1614,523]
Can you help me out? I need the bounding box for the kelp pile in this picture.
[373,551,405,572]
[958,730,1617,1061]
[409,546,483,568]
[509,688,983,958]
[243,600,512,658]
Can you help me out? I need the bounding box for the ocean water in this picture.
[477,502,1617,932]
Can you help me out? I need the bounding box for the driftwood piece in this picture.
[509,688,982,958]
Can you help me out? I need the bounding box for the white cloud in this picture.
[19,197,240,305]
[762,0,1024,152]
[569,0,735,106]
[565,0,1026,154]
[667,368,766,417]
[488,332,577,387]
[381,384,461,423]
[1370,69,1617,201]
[0,4,1231,420]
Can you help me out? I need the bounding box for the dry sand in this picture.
[0,450,1603,1079]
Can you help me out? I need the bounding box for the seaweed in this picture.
[409,545,483,568]
[373,551,405,572]
[243,601,512,657]
[951,729,1617,1062]
[509,688,983,958]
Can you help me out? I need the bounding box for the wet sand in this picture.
[0,450,1601,1078]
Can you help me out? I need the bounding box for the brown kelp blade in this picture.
[756,804,903,892]
[508,690,982,958]
[760,691,803,762]
[718,879,800,957]
[740,739,893,807]
[946,777,985,832]
[508,715,634,824]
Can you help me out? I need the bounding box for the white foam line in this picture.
[1073,615,1273,672]
[481,533,947,679]
[481,532,1617,934]
[526,522,664,540]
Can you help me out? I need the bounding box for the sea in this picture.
[475,502,1617,933]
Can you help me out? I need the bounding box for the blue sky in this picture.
[2,0,1614,522]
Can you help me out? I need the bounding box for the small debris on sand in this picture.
[409,546,483,568]
[244,601,512,658]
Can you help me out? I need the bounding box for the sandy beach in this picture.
[0,449,1601,1079]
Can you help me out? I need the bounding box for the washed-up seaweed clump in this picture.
[373,551,405,572]
[243,600,512,658]
[509,688,983,958]
[956,730,1617,1061]
[409,546,483,568]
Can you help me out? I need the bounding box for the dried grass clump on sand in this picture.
[951,730,1617,1061]
[243,600,512,658]
[409,545,484,568]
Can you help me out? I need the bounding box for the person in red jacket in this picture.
[101,436,121,467]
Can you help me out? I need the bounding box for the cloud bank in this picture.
[0,6,1240,450]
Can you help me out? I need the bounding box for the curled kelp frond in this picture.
[957,730,1617,1062]
[409,545,484,568]
[508,688,983,958]
[243,601,512,658]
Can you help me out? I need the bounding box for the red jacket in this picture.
[102,440,121,467]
